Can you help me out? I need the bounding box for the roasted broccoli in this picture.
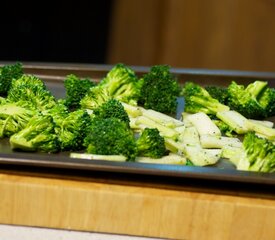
[139,65,180,113]
[0,102,37,138]
[7,75,56,110]
[237,132,275,172]
[64,74,96,110]
[99,63,143,105]
[205,85,229,105]
[136,128,166,158]
[212,119,236,137]
[181,82,229,115]
[10,114,60,153]
[80,85,111,110]
[92,99,130,126]
[227,80,268,119]
[257,87,275,118]
[84,117,137,161]
[57,109,91,151]
[0,63,23,96]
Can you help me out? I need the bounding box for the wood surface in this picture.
[108,0,275,72]
[0,170,275,240]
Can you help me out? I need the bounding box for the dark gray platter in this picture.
[0,62,274,186]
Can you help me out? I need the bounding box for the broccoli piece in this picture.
[0,63,23,96]
[10,114,60,153]
[139,65,180,113]
[181,82,229,115]
[221,146,244,166]
[136,153,186,164]
[136,128,166,158]
[245,119,275,141]
[205,85,229,105]
[237,132,275,172]
[99,63,143,105]
[42,102,69,126]
[184,146,221,166]
[185,112,221,136]
[57,109,91,151]
[227,80,267,119]
[9,73,46,91]
[257,87,275,118]
[216,110,249,135]
[64,74,96,110]
[84,117,137,161]
[212,119,236,137]
[80,85,111,110]
[70,153,127,162]
[7,75,56,110]
[0,102,37,138]
[200,135,242,149]
[135,115,179,139]
[92,99,130,126]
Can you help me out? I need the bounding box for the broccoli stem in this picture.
[135,116,179,139]
[216,110,249,134]
[70,153,127,161]
[136,153,186,164]
[186,112,221,136]
[141,108,184,128]
[184,145,221,166]
[245,81,267,97]
[200,135,242,149]
[190,96,229,113]
[245,120,275,140]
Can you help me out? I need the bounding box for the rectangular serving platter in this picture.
[0,62,274,185]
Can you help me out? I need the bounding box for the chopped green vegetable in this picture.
[237,132,275,172]
[0,63,23,96]
[99,63,143,105]
[136,128,167,158]
[181,82,229,115]
[92,99,130,127]
[139,65,180,113]
[227,80,270,119]
[64,74,96,110]
[58,109,91,151]
[84,117,137,161]
[7,75,56,110]
[10,114,60,153]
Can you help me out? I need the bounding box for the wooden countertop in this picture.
[0,165,274,240]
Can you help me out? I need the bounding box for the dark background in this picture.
[1,1,275,72]
[0,1,113,63]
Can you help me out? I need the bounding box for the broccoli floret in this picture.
[99,63,143,105]
[42,102,69,127]
[0,63,23,96]
[84,117,137,161]
[0,102,37,138]
[257,87,275,118]
[181,82,229,115]
[80,85,111,110]
[139,65,180,113]
[64,74,96,110]
[10,114,60,153]
[9,74,46,91]
[7,75,56,110]
[92,99,130,126]
[57,109,91,151]
[237,132,275,172]
[205,85,229,105]
[136,128,166,158]
[227,81,267,119]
